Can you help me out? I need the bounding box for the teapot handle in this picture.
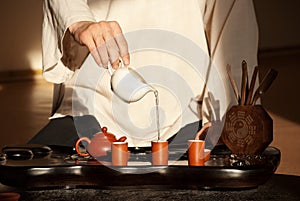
[75,137,91,157]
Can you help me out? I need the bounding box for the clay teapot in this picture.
[75,127,127,157]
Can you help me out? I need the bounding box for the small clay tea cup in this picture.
[188,140,205,166]
[151,141,168,166]
[111,142,129,166]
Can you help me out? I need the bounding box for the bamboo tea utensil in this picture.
[246,66,259,105]
[226,64,240,103]
[240,60,248,105]
[251,68,278,105]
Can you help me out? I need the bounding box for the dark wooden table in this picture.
[0,174,299,201]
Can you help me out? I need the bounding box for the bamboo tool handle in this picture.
[240,60,248,105]
[226,64,240,103]
[246,66,259,105]
[251,68,278,105]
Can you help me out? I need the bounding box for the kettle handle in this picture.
[107,62,114,75]
[75,137,91,157]
[107,60,124,75]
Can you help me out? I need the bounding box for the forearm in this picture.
[42,0,96,83]
[47,0,95,34]
[45,0,96,54]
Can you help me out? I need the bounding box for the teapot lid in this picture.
[101,127,108,134]
[100,127,127,142]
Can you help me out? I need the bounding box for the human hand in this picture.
[69,21,130,70]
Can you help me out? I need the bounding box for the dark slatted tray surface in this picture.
[0,145,280,190]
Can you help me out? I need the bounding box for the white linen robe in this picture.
[42,0,258,147]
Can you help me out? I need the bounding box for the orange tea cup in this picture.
[111,142,129,166]
[188,140,205,166]
[151,141,168,166]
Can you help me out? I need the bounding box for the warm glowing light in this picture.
[26,50,42,70]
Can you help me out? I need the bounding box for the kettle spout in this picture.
[128,84,156,102]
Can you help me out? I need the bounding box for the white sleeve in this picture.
[42,0,96,83]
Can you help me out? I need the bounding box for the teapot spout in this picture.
[117,136,127,142]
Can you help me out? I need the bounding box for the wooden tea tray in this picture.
[0,145,280,190]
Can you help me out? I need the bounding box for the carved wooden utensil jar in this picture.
[221,105,273,155]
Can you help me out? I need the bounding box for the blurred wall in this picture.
[0,0,42,72]
[0,0,299,72]
[253,0,300,50]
